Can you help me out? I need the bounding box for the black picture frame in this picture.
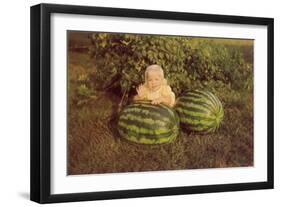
[30,3,274,204]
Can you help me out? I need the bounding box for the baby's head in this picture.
[145,65,167,91]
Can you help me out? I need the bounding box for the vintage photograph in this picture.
[30,4,273,203]
[67,31,254,175]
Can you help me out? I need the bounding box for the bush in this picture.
[87,33,253,108]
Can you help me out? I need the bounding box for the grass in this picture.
[68,100,253,174]
[67,58,253,174]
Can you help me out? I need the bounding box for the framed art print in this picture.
[30,3,274,203]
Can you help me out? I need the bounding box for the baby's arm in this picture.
[154,93,175,107]
[164,93,176,107]
[133,94,143,101]
[151,86,175,107]
[133,84,147,101]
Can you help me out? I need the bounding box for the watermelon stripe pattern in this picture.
[175,90,224,133]
[118,101,179,144]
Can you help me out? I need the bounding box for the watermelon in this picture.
[118,101,179,144]
[175,90,224,133]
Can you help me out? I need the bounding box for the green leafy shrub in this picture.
[88,33,253,108]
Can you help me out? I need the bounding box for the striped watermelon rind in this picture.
[118,101,180,144]
[175,90,224,133]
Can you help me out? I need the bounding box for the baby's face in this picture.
[147,71,162,91]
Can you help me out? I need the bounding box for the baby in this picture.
[133,64,176,107]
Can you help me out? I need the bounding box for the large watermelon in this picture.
[118,101,179,144]
[175,90,224,133]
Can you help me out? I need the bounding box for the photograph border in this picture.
[30,3,274,203]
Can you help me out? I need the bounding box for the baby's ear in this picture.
[163,79,167,85]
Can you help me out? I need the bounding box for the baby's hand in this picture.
[136,84,144,95]
[151,98,163,105]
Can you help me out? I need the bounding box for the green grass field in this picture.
[67,51,253,175]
